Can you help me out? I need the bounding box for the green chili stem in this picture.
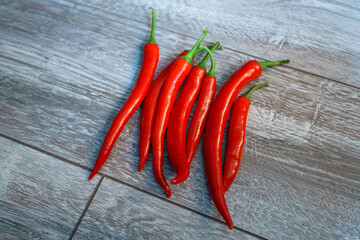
[192,44,223,57]
[258,59,289,69]
[197,41,221,70]
[148,8,156,43]
[244,83,269,99]
[181,29,208,64]
[197,45,216,78]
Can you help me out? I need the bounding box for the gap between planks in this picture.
[0,133,266,239]
[69,176,104,240]
[58,0,359,91]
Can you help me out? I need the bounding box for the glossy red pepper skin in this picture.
[223,96,250,192]
[89,42,159,180]
[166,66,206,184]
[186,75,216,164]
[223,82,268,192]
[138,51,188,172]
[203,60,263,229]
[152,58,192,197]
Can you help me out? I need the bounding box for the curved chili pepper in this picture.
[88,9,159,180]
[152,29,210,197]
[167,42,220,184]
[223,83,268,192]
[138,51,188,172]
[185,71,217,165]
[203,59,289,228]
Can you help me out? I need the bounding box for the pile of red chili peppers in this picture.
[88,9,289,229]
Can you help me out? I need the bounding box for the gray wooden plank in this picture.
[53,0,360,87]
[0,136,102,239]
[1,0,360,239]
[73,178,259,240]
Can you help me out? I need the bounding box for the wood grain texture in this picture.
[73,178,258,240]
[58,0,360,87]
[1,0,360,239]
[0,136,102,239]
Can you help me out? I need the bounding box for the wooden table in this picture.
[1,1,359,239]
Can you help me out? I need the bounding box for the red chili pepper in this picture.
[138,50,188,172]
[203,59,289,228]
[138,46,222,172]
[167,42,220,184]
[88,9,159,180]
[152,29,211,197]
[223,83,268,192]
[186,71,217,165]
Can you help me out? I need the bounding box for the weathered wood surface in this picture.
[7,0,360,87]
[1,0,360,239]
[73,178,259,240]
[0,136,102,239]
